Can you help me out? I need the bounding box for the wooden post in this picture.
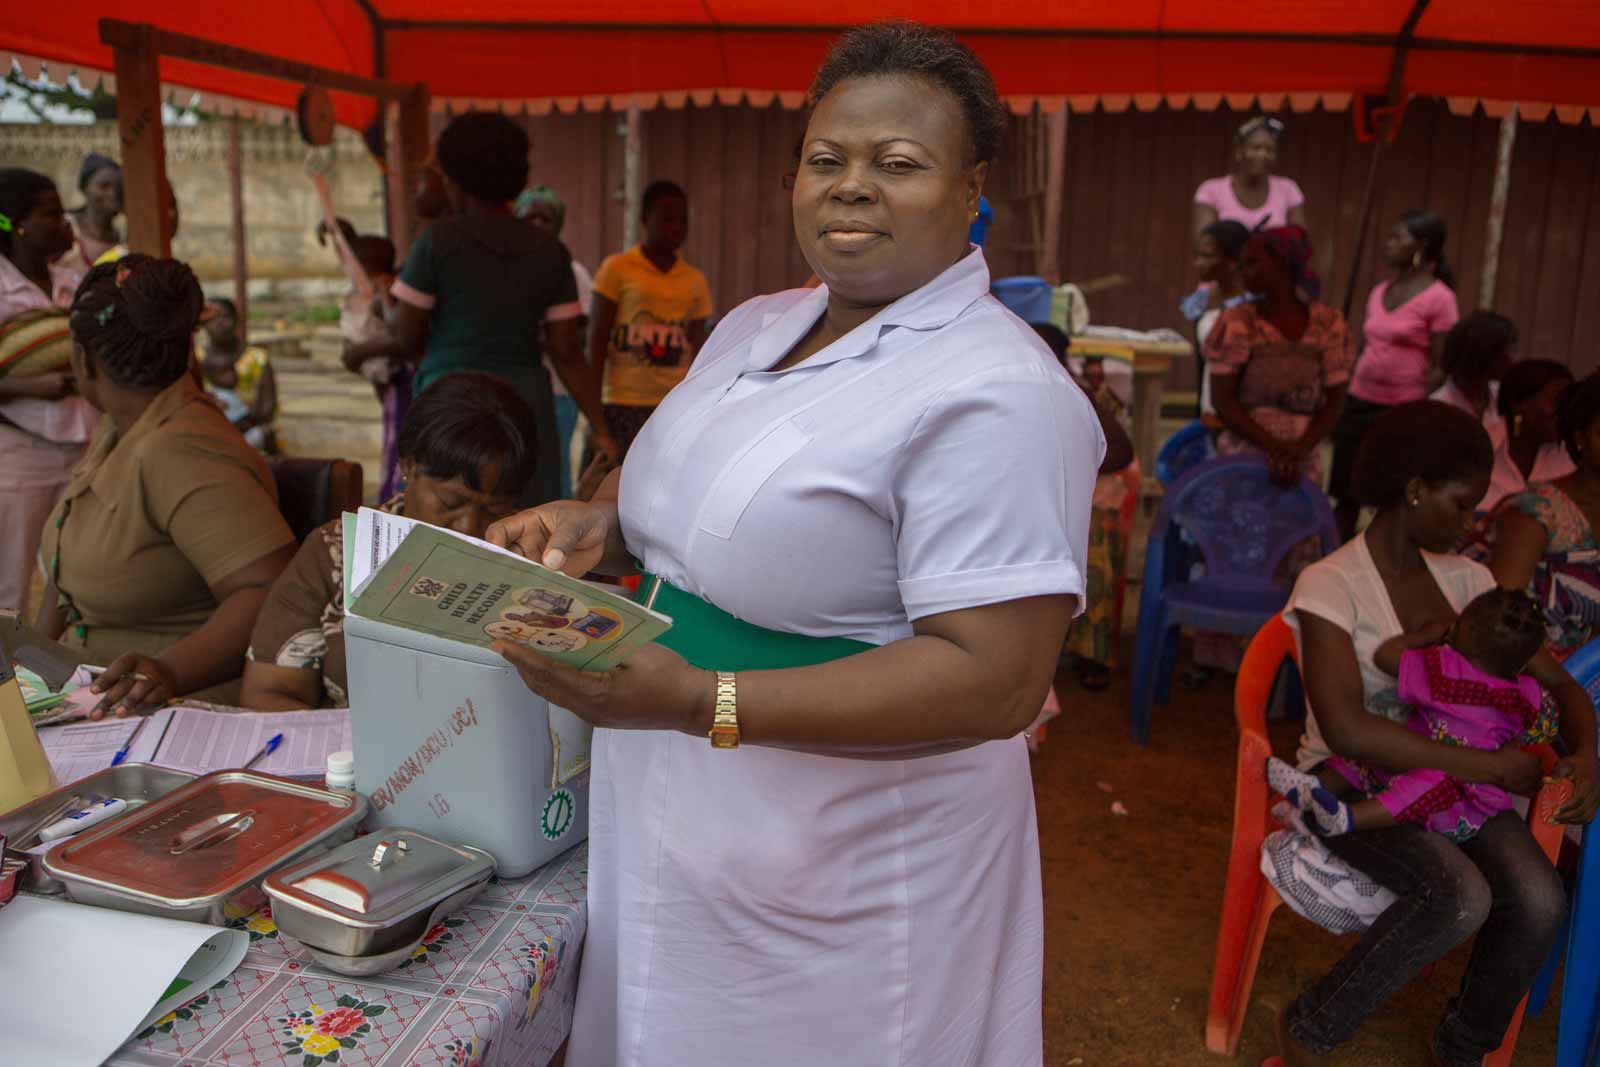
[1479,105,1519,309]
[385,84,431,261]
[1341,0,1430,319]
[225,115,249,338]
[1341,136,1390,320]
[111,23,170,257]
[1039,107,1068,285]
[622,101,642,249]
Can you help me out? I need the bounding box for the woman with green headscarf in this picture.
[517,185,594,498]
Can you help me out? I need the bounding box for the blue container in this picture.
[991,276,1054,325]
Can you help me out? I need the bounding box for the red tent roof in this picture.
[9,3,1600,123]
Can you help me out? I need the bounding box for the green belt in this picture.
[635,572,872,671]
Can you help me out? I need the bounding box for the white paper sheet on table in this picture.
[148,706,352,777]
[36,712,165,784]
[0,895,247,1067]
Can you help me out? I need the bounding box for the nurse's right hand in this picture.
[486,501,611,577]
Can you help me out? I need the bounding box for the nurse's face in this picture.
[793,74,985,309]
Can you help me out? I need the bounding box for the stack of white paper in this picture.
[0,896,247,1067]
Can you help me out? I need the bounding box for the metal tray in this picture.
[0,764,197,894]
[43,771,367,924]
[264,830,495,961]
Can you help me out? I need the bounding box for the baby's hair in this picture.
[1455,587,1545,679]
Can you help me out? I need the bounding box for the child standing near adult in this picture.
[590,180,713,454]
[197,297,277,453]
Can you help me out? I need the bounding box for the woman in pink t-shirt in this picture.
[1191,116,1308,239]
[1330,211,1461,540]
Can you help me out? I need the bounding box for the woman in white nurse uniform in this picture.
[487,21,1103,1067]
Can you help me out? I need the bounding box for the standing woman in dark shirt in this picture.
[345,113,617,502]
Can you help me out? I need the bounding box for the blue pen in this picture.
[109,714,151,767]
[242,733,284,770]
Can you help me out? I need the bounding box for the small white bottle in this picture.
[324,750,356,792]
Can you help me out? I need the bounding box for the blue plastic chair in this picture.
[1155,420,1215,487]
[1129,454,1338,744]
[991,276,1054,325]
[1525,638,1600,1066]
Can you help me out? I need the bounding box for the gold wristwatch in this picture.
[709,671,740,749]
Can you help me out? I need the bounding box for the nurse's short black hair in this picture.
[1352,400,1493,508]
[808,20,1005,166]
[398,372,539,496]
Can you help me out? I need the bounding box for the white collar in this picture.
[747,247,992,374]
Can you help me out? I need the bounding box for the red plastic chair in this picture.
[1205,615,1566,1063]
[1107,463,1142,668]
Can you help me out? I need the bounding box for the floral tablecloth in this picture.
[106,841,588,1067]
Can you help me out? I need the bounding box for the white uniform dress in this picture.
[568,249,1104,1067]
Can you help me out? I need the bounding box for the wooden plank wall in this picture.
[504,99,1600,383]
[514,104,811,316]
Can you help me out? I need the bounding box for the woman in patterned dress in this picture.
[1207,226,1351,487]
[1490,371,1600,661]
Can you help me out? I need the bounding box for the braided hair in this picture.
[69,254,204,389]
[1455,587,1546,679]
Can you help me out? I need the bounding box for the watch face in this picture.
[709,724,740,749]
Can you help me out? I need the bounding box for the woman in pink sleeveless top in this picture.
[1191,116,1308,239]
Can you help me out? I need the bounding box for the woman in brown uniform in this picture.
[36,256,296,716]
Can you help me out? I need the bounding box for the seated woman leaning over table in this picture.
[35,256,297,717]
[239,372,537,709]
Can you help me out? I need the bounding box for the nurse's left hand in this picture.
[492,640,714,735]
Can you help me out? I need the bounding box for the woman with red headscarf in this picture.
[1206,226,1351,486]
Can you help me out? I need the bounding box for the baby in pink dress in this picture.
[1270,588,1553,842]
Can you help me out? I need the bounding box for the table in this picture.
[1068,337,1187,477]
[106,841,589,1067]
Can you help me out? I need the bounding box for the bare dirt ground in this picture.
[1034,660,1561,1066]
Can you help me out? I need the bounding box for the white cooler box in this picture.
[344,613,591,877]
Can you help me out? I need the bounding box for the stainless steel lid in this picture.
[43,771,366,908]
[263,829,494,931]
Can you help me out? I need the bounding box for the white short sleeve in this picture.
[1285,556,1358,635]
[892,362,1103,620]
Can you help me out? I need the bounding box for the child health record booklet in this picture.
[346,507,670,672]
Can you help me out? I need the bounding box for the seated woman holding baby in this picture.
[1263,400,1598,1067]
[239,373,537,709]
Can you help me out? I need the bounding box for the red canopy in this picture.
[8,3,1600,122]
